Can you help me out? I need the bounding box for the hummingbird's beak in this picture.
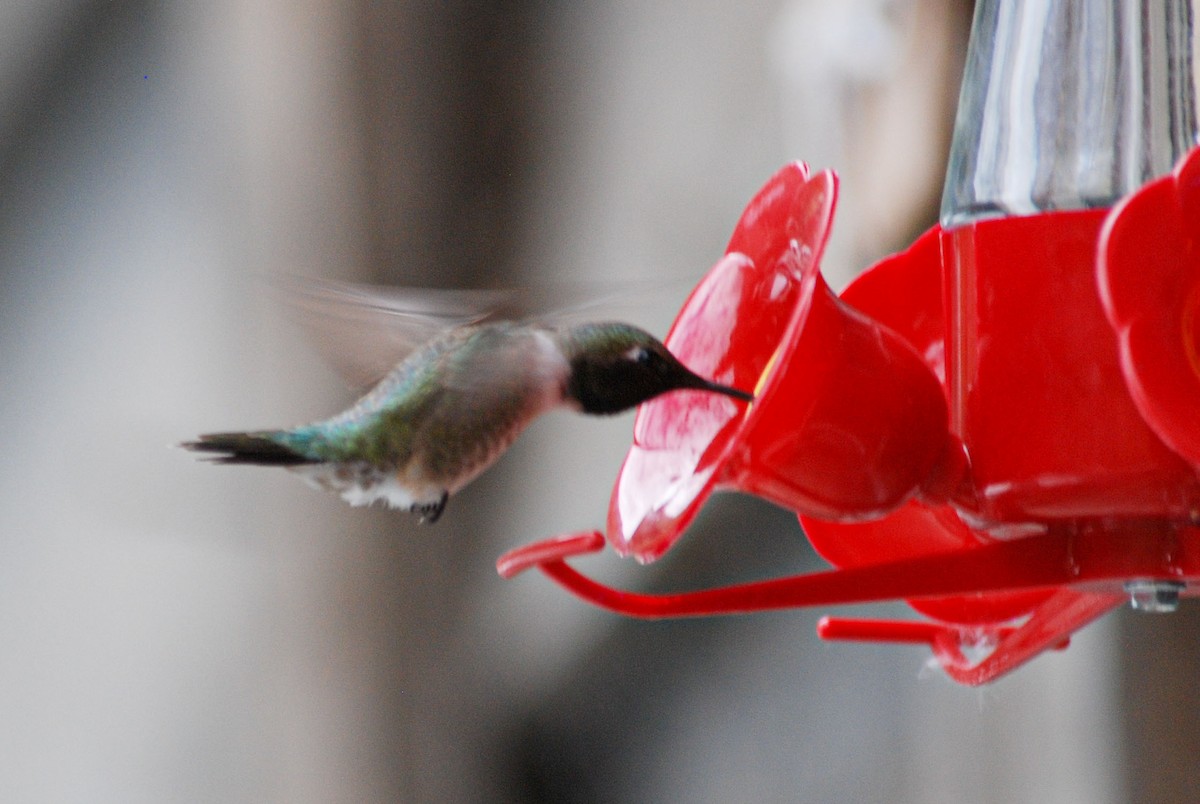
[705,380,755,403]
[685,372,754,403]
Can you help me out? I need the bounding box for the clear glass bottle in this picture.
[939,0,1200,526]
[941,0,1199,229]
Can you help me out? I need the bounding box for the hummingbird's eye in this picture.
[632,347,653,365]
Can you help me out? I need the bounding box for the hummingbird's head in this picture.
[560,323,754,415]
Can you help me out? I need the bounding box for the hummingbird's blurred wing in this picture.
[275,274,693,389]
[273,275,517,389]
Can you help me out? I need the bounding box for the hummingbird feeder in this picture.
[498,0,1200,685]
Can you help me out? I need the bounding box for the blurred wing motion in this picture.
[273,274,691,389]
[273,274,516,389]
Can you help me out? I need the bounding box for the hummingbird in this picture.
[183,282,752,523]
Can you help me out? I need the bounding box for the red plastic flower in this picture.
[606,162,833,562]
[1099,144,1200,466]
[607,162,952,562]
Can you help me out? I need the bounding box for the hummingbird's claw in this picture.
[411,491,449,524]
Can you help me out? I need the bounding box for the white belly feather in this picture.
[290,462,421,509]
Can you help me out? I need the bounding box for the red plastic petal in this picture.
[607,163,836,562]
[1099,145,1200,465]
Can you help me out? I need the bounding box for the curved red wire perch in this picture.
[497,524,1195,684]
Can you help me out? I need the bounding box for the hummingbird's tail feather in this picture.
[181,432,318,466]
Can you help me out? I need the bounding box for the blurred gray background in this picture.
[0,1,1193,801]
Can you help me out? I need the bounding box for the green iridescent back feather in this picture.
[268,323,553,484]
[272,328,461,465]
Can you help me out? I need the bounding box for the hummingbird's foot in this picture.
[411,491,449,524]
